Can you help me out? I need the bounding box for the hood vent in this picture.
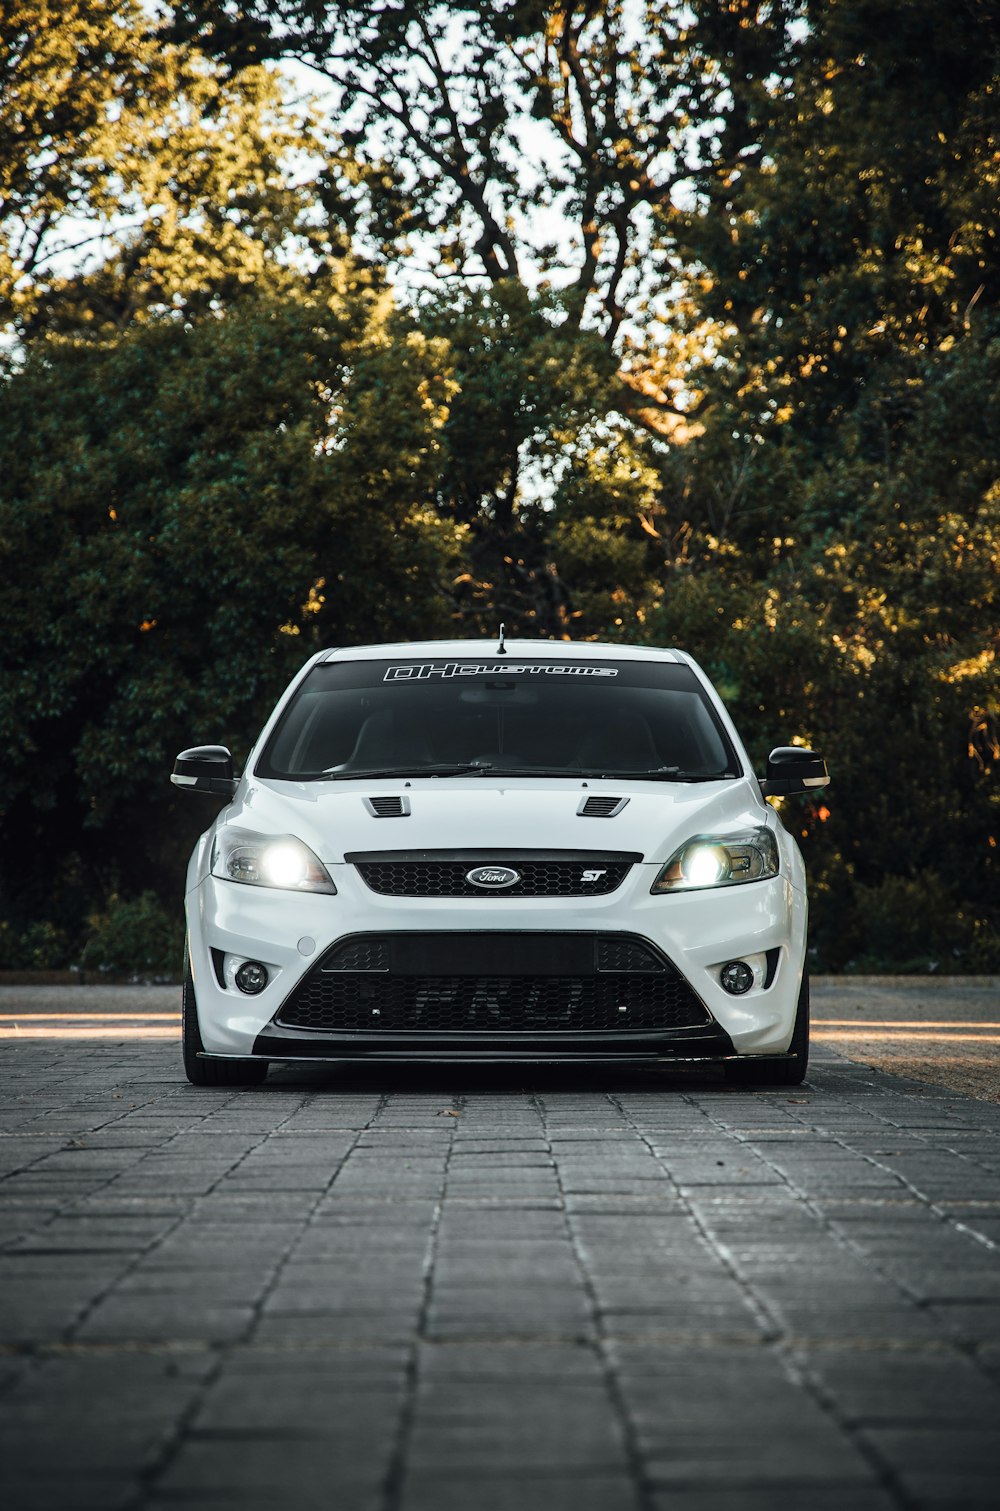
[364,795,411,818]
[578,795,629,818]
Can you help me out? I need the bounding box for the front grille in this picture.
[326,937,390,971]
[275,932,710,1035]
[596,936,665,972]
[278,975,702,1032]
[354,858,633,897]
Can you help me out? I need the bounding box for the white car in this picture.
[172,638,828,1088]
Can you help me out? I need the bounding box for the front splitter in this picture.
[201,1050,738,1066]
[244,1022,737,1063]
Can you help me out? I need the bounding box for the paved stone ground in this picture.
[2,1032,1000,1510]
[810,977,1000,1104]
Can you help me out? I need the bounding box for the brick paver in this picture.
[1,1032,999,1510]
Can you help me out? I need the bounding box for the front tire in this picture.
[182,959,268,1087]
[725,969,810,1087]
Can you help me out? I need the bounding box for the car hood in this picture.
[226,776,770,865]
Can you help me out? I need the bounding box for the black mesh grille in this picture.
[276,933,709,1035]
[326,938,390,971]
[355,859,632,897]
[596,937,664,973]
[278,976,706,1032]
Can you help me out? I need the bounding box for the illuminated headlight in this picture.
[211,830,337,894]
[651,828,779,894]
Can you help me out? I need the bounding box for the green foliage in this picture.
[78,892,184,981]
[1,1,996,972]
[0,920,70,972]
[632,0,1000,968]
[644,548,998,972]
[677,0,1000,469]
[0,0,353,338]
[835,875,1000,975]
[0,294,462,939]
[162,0,743,429]
[411,282,643,633]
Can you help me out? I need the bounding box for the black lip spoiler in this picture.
[247,1022,737,1061]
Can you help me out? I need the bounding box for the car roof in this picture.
[320,640,683,664]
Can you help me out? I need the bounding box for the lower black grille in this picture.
[596,936,666,973]
[275,932,710,1035]
[327,938,390,971]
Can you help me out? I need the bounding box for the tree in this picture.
[0,293,461,949]
[0,0,351,338]
[641,0,1000,966]
[161,1,755,433]
[6,1,997,967]
[159,1,753,632]
[674,0,1000,462]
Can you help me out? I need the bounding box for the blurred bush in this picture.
[0,920,71,972]
[824,875,1000,976]
[77,893,184,983]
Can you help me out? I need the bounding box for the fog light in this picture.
[720,960,754,995]
[235,961,269,995]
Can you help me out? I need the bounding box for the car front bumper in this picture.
[185,863,806,1063]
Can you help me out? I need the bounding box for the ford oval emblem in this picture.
[466,865,520,889]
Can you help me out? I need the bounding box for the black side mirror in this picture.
[171,745,238,798]
[759,746,830,797]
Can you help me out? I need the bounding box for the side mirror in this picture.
[759,746,830,798]
[171,745,238,798]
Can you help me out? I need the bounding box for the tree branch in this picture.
[297,34,519,282]
[603,206,630,343]
[616,369,709,441]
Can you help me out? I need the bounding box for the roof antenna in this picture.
[496,621,507,655]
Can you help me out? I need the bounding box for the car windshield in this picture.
[256,657,741,781]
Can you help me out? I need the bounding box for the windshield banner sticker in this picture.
[384,662,619,682]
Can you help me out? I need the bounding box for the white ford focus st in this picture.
[172,639,828,1088]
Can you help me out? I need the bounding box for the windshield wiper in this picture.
[437,767,733,782]
[304,762,496,781]
[295,762,735,783]
[490,768,732,782]
[633,768,734,782]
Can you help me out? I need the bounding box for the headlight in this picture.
[211,830,337,894]
[651,828,778,894]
